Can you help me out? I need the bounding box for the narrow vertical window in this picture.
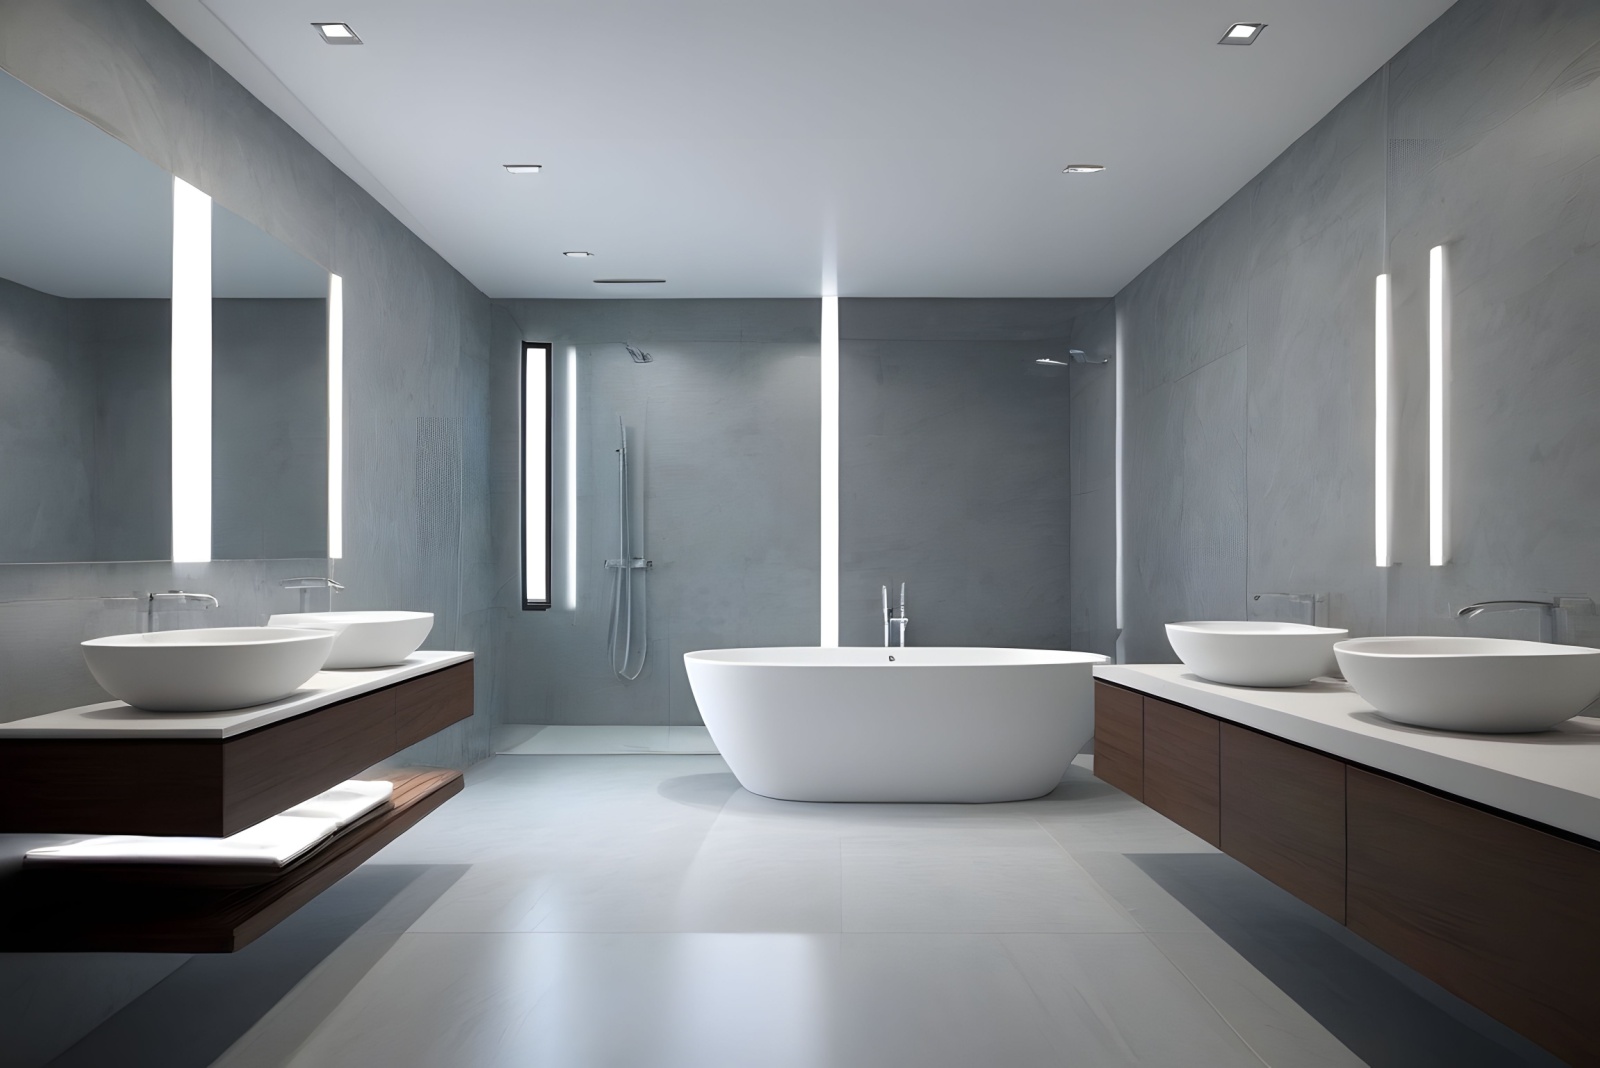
[523,342,552,608]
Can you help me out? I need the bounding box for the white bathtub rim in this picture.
[684,646,1109,669]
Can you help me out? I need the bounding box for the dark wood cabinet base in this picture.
[1141,698,1220,846]
[1347,768,1600,1066]
[1095,679,1600,1064]
[0,661,473,837]
[0,769,462,953]
[1092,681,1144,799]
[1219,723,1346,922]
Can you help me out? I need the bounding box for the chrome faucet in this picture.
[1457,597,1594,644]
[882,583,909,647]
[144,591,218,632]
[283,576,344,612]
[1252,592,1328,627]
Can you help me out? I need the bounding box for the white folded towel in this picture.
[281,777,394,825]
[25,778,396,868]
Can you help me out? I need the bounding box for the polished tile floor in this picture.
[144,754,1561,1067]
[495,724,720,755]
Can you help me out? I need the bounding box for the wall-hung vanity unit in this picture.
[1093,667,1600,1066]
[0,657,471,952]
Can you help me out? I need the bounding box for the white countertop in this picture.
[0,651,473,740]
[1095,663,1600,844]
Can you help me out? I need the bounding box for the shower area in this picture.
[491,306,822,756]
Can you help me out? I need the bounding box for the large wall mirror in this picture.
[0,68,173,562]
[0,67,336,564]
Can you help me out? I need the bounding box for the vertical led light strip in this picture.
[1374,274,1391,567]
[820,295,840,647]
[566,346,578,610]
[1429,245,1450,566]
[1113,304,1126,658]
[170,177,212,563]
[327,274,344,560]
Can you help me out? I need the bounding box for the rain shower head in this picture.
[625,344,653,364]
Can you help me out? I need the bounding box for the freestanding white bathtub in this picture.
[683,647,1107,803]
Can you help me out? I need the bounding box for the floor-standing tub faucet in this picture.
[882,583,909,647]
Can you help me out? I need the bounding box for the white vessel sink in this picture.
[1166,621,1348,687]
[81,627,336,713]
[266,610,433,669]
[1335,636,1600,733]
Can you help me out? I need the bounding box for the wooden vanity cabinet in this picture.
[1141,698,1221,846]
[1092,681,1144,799]
[0,660,473,837]
[0,658,475,954]
[1097,673,1600,1063]
[1219,723,1346,922]
[1347,768,1600,1066]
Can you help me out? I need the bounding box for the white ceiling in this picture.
[151,0,1454,299]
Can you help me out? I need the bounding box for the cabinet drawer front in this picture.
[1093,681,1144,799]
[1142,698,1220,846]
[1220,723,1346,921]
[223,686,400,834]
[1347,767,1600,1065]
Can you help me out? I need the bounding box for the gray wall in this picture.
[838,298,1113,652]
[492,299,820,726]
[212,297,327,560]
[0,0,493,1061]
[0,276,96,561]
[85,297,171,561]
[1116,0,1600,661]
[0,283,172,562]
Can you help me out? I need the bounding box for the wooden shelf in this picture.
[0,769,462,953]
[0,660,472,836]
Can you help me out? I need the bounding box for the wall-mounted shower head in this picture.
[1035,348,1110,367]
[625,344,653,364]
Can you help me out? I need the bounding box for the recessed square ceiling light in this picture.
[1220,22,1266,44]
[563,251,593,258]
[313,23,361,44]
[503,164,542,174]
[1062,164,1105,174]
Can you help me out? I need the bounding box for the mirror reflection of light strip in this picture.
[820,295,839,648]
[1375,274,1391,567]
[171,177,212,563]
[327,273,344,560]
[1429,245,1449,566]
